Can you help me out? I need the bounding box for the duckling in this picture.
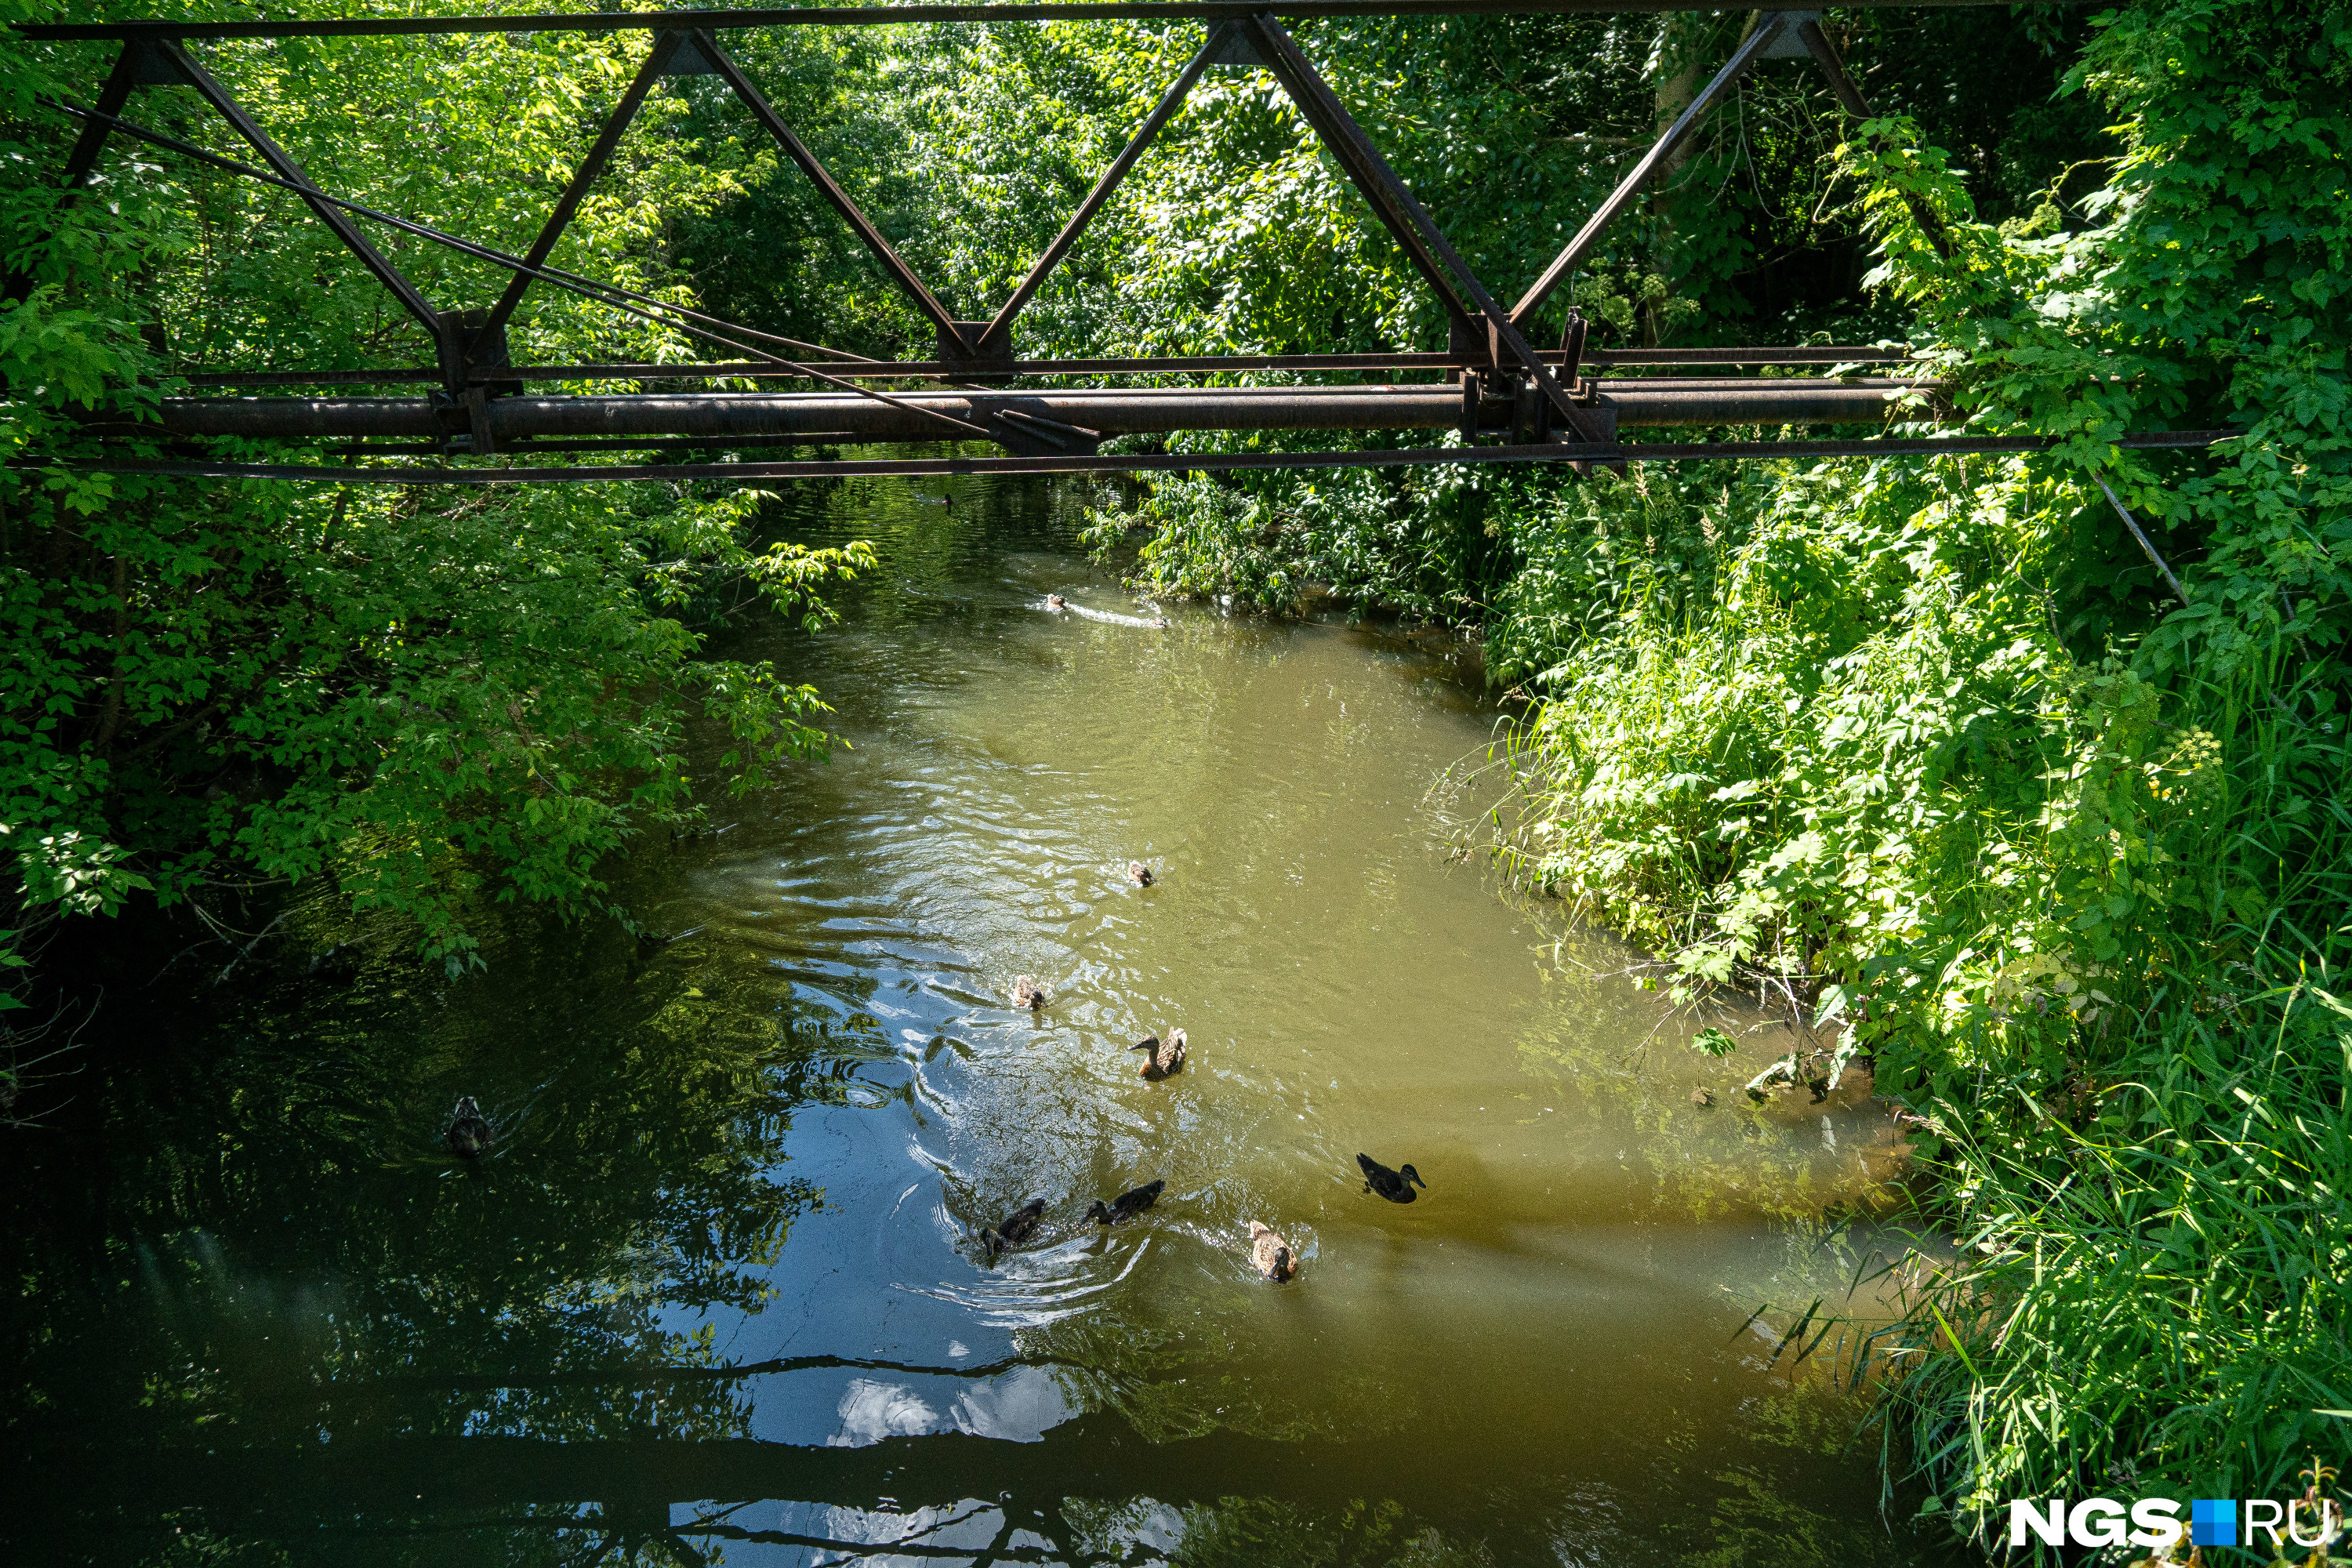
[1127,860,1155,887]
[445,1096,493,1160]
[1087,1178,1164,1225]
[1046,593,1068,611]
[1356,1152,1425,1203]
[1131,1027,1186,1080]
[981,1196,1046,1259]
[1011,975,1046,1011]
[1248,1220,1297,1282]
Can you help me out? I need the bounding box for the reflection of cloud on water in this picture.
[828,1378,942,1445]
[823,1365,1076,1448]
[952,1363,1073,1441]
[811,1498,1010,1565]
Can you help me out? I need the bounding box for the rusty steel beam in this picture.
[694,30,975,354]
[1795,16,1873,116]
[55,41,143,196]
[983,31,1222,344]
[1239,14,1475,343]
[154,41,445,350]
[13,2,2046,44]
[470,31,690,354]
[1512,11,1785,327]
[169,348,1919,387]
[69,430,2233,488]
[1243,13,1606,442]
[110,378,1934,445]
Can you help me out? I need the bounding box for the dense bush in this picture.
[0,5,868,1010]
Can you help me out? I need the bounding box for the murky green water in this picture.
[0,474,1964,1566]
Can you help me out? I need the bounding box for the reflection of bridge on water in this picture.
[26,0,2216,482]
[8,1401,1493,1561]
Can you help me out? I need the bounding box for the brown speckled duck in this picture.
[1127,860,1155,887]
[1249,1221,1296,1282]
[1011,975,1046,1011]
[1131,1027,1185,1080]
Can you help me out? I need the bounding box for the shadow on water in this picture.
[0,468,1975,1566]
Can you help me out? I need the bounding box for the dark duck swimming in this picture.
[445,1096,493,1159]
[981,1197,1046,1258]
[1356,1152,1425,1203]
[1087,1179,1164,1225]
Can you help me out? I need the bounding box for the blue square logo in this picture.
[2190,1498,2238,1548]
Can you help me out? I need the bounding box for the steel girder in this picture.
[21,2,2138,481]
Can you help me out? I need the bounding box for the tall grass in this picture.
[1871,656,2352,1534]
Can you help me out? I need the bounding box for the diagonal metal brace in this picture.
[693,30,975,354]
[1239,13,1472,341]
[56,42,146,198]
[1788,17,1954,260]
[983,25,1223,345]
[1510,11,1791,327]
[469,31,690,361]
[154,40,444,348]
[1243,13,1604,442]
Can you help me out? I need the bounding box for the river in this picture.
[0,471,1964,1566]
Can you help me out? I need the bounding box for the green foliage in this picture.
[0,5,870,983]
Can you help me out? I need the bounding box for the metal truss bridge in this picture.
[23,0,2223,483]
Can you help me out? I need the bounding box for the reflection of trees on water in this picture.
[0,902,818,1564]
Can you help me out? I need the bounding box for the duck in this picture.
[1087,1178,1164,1225]
[1131,1027,1186,1080]
[445,1096,493,1159]
[1249,1220,1297,1282]
[981,1196,1046,1258]
[1356,1152,1425,1203]
[1011,975,1046,1011]
[1046,593,1068,611]
[1127,860,1155,887]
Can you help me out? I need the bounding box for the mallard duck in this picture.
[1249,1220,1297,1282]
[981,1197,1046,1258]
[1127,860,1155,887]
[1131,1027,1185,1080]
[1356,1152,1425,1203]
[1046,593,1068,611]
[445,1096,493,1159]
[1011,975,1046,1011]
[1087,1178,1164,1225]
